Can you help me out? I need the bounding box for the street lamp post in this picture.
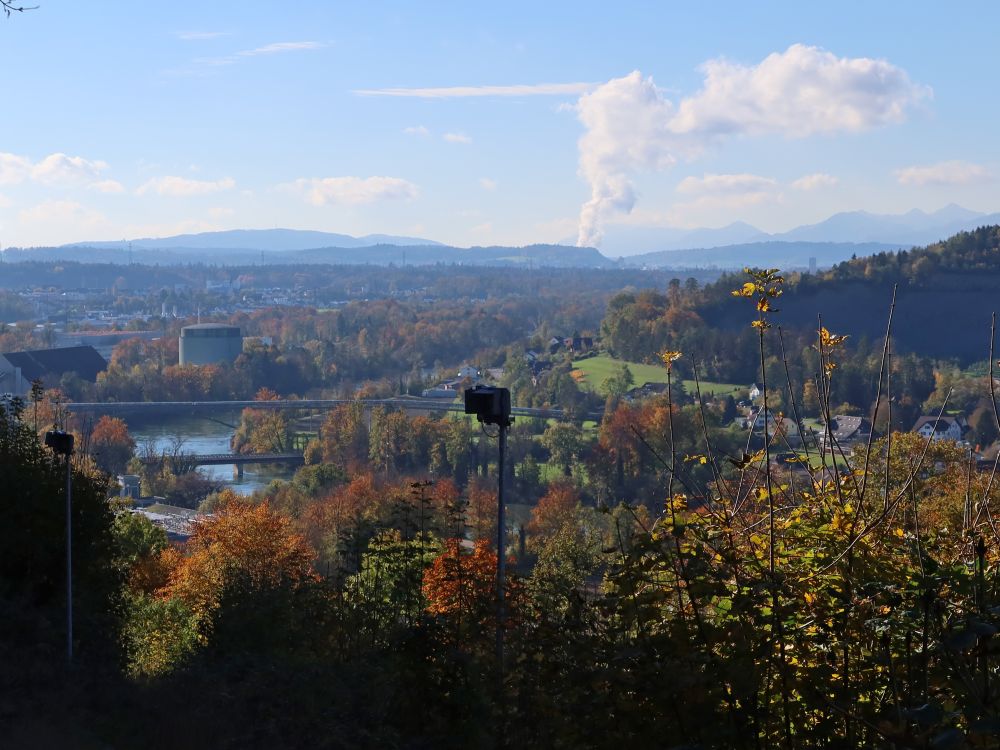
[463,386,512,676]
[45,429,74,662]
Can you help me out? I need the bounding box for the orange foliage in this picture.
[422,538,497,624]
[88,415,135,474]
[526,481,580,549]
[466,478,497,542]
[160,496,315,616]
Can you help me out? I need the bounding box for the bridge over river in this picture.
[68,397,599,422]
[139,451,305,478]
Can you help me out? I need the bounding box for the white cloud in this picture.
[137,176,236,197]
[195,40,324,66]
[471,221,493,234]
[208,206,236,219]
[444,132,472,144]
[0,193,11,208]
[238,41,325,57]
[89,179,125,194]
[0,151,109,187]
[669,173,781,223]
[176,31,229,41]
[574,45,928,246]
[19,200,109,231]
[792,173,839,191]
[403,125,430,136]
[355,82,594,98]
[671,44,928,138]
[479,177,497,191]
[280,176,419,206]
[676,173,777,196]
[0,153,31,185]
[894,160,992,187]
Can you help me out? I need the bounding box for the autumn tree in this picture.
[542,421,584,477]
[88,415,136,475]
[526,480,581,553]
[422,538,498,643]
[125,495,322,671]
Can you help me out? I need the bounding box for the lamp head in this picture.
[44,430,74,456]
[464,385,512,427]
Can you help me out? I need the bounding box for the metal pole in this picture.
[495,420,507,748]
[496,421,507,678]
[66,454,73,662]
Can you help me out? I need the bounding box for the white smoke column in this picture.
[575,71,676,247]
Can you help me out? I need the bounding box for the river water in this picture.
[127,411,291,496]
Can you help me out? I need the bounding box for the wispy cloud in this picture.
[403,125,430,136]
[89,179,125,194]
[355,82,593,98]
[176,31,230,41]
[279,176,419,206]
[443,132,472,144]
[895,160,992,187]
[19,200,109,231]
[195,41,325,67]
[239,41,325,57]
[0,151,109,187]
[792,173,839,191]
[137,176,236,197]
[670,172,781,221]
[479,177,497,191]
[676,173,777,196]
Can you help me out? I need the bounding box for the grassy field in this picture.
[572,354,743,396]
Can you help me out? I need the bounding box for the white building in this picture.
[912,415,967,443]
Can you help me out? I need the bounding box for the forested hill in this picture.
[601,226,1000,374]
[698,225,1000,361]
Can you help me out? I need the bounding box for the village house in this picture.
[818,415,875,449]
[563,335,595,353]
[911,415,968,443]
[623,381,668,402]
[742,406,778,432]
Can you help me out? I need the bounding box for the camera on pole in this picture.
[464,384,513,706]
[463,385,511,427]
[44,430,74,456]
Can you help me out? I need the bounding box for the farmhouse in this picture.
[911,415,968,443]
[818,415,875,449]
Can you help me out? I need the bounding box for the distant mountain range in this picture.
[6,205,996,270]
[589,204,1000,257]
[65,228,444,252]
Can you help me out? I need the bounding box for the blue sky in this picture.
[1,1,998,248]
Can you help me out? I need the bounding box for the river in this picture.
[127,411,292,496]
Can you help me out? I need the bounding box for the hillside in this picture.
[622,240,898,269]
[6,241,615,269]
[695,225,1000,362]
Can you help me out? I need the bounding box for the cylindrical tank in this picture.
[179,324,243,366]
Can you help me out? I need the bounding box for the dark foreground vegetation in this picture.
[8,256,1000,749]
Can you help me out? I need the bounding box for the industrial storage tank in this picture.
[179,324,243,366]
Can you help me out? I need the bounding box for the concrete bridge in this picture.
[139,451,305,478]
[68,397,598,422]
